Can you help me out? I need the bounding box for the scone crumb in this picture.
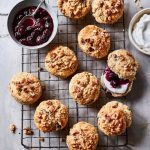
[39,137,45,142]
[23,127,34,135]
[60,137,66,142]
[37,67,44,72]
[9,124,17,133]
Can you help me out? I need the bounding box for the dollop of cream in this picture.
[101,74,129,94]
[132,14,150,51]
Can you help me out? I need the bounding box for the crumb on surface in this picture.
[39,137,45,142]
[9,124,17,134]
[37,67,44,72]
[60,137,66,142]
[23,127,34,135]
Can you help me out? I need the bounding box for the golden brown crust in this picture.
[97,101,132,136]
[92,0,124,24]
[69,72,100,105]
[108,49,139,81]
[78,25,110,59]
[9,72,42,105]
[34,100,68,132]
[45,45,78,78]
[58,0,91,20]
[66,121,99,150]
[98,109,126,136]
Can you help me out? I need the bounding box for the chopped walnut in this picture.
[9,124,17,134]
[39,137,45,142]
[23,127,34,135]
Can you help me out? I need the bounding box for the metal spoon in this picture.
[18,0,45,26]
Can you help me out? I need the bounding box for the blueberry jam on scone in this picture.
[101,67,130,95]
[101,49,139,97]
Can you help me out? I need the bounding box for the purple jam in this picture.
[13,6,54,46]
[104,67,129,88]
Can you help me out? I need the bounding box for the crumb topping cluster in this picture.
[34,100,68,132]
[92,0,124,23]
[45,46,77,72]
[67,122,98,150]
[69,72,100,105]
[79,25,110,58]
[58,0,90,19]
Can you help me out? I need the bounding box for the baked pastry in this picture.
[78,25,110,59]
[66,121,99,150]
[9,72,42,105]
[101,49,139,97]
[92,0,124,24]
[57,0,91,20]
[34,100,68,132]
[97,101,132,136]
[69,72,100,105]
[45,45,78,78]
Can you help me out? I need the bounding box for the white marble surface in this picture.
[0,0,150,150]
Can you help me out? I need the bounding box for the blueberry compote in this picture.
[13,6,53,46]
[104,67,129,88]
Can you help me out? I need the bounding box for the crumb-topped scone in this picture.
[92,0,124,24]
[45,45,78,78]
[101,49,139,97]
[34,100,68,132]
[69,72,100,105]
[78,25,110,59]
[97,101,132,136]
[9,72,42,105]
[66,122,99,150]
[58,0,91,20]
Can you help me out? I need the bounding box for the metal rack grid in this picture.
[21,0,128,149]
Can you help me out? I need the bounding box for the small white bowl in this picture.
[7,0,58,50]
[128,8,150,55]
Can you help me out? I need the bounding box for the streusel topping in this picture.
[69,72,100,105]
[78,25,110,58]
[58,0,91,19]
[45,45,78,78]
[67,122,99,150]
[34,100,68,132]
[92,0,124,23]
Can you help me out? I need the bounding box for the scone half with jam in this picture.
[101,49,139,97]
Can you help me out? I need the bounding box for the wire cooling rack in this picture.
[21,0,128,149]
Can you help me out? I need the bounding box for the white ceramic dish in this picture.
[128,8,150,55]
[7,0,58,50]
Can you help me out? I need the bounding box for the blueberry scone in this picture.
[9,72,42,105]
[92,0,124,24]
[45,45,78,78]
[97,101,132,136]
[78,25,110,59]
[101,49,139,97]
[58,0,91,20]
[67,121,99,150]
[34,100,68,132]
[69,72,100,105]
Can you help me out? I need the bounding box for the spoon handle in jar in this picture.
[32,0,45,16]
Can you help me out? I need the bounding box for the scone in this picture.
[92,0,124,24]
[101,49,139,97]
[34,100,68,132]
[45,45,78,78]
[69,72,100,105]
[66,121,99,150]
[9,72,42,105]
[57,0,91,20]
[78,25,110,59]
[97,101,132,136]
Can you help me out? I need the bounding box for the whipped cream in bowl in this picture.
[129,8,150,55]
